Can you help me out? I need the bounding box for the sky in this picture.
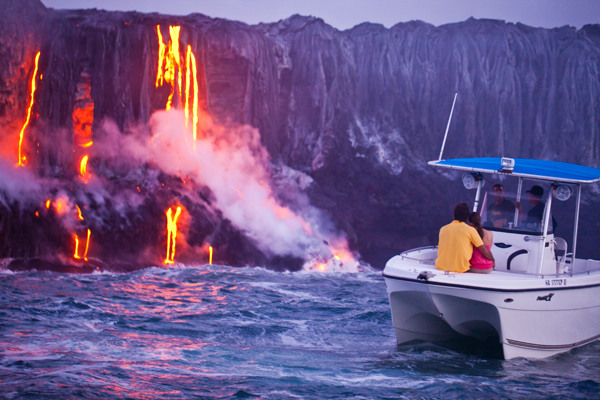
[41,0,600,30]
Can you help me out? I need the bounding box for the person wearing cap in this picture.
[520,185,557,231]
[525,185,545,224]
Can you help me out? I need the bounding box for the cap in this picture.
[526,185,543,197]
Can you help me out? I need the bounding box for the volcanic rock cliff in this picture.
[1,0,600,270]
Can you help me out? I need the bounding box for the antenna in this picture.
[437,92,458,161]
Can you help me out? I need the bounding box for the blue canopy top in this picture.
[429,157,600,184]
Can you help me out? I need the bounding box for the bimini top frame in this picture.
[428,157,600,184]
[429,157,600,274]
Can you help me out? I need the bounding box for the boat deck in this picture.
[384,246,600,292]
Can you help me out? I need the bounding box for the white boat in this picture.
[383,157,600,359]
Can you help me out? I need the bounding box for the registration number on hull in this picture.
[545,279,567,286]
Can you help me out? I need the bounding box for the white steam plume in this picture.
[111,109,356,267]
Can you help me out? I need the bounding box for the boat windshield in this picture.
[480,185,553,235]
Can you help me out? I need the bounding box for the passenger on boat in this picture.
[467,212,494,274]
[518,185,557,232]
[486,184,515,228]
[435,203,495,273]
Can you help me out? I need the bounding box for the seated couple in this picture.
[435,203,495,273]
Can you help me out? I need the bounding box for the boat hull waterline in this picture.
[384,254,600,359]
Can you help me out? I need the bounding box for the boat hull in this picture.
[384,272,600,359]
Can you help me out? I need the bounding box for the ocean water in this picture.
[1,264,599,399]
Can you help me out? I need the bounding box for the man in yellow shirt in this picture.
[435,203,495,273]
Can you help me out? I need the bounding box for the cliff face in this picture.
[1,0,600,269]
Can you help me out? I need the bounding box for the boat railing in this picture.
[397,245,600,275]
[579,259,600,274]
[507,258,600,277]
[399,246,438,265]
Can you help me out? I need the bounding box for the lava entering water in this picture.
[1,24,361,272]
[17,51,40,167]
[140,110,360,272]
[154,25,203,265]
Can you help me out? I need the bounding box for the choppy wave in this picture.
[1,264,599,399]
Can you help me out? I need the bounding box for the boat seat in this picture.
[554,237,568,274]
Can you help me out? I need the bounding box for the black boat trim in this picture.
[382,273,600,293]
[506,333,600,350]
[506,249,528,271]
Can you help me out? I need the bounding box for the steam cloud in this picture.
[1,107,358,271]
[110,109,357,270]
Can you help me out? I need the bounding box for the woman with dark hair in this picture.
[468,212,494,273]
[435,203,494,273]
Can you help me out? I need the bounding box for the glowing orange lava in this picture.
[72,72,94,149]
[158,25,182,111]
[171,26,182,107]
[164,206,182,264]
[53,197,67,215]
[73,234,80,259]
[185,45,199,142]
[17,51,41,167]
[155,25,166,88]
[79,155,91,183]
[83,229,91,261]
[45,199,51,209]
[208,245,213,265]
[155,25,200,141]
[73,229,91,261]
[76,205,84,220]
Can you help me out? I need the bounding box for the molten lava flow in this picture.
[155,25,201,142]
[155,24,181,109]
[83,229,91,261]
[164,206,182,264]
[208,245,213,265]
[45,199,51,209]
[80,155,88,175]
[171,26,182,106]
[162,26,182,111]
[72,72,94,149]
[53,196,68,215]
[185,45,199,142]
[17,51,41,167]
[155,25,166,88]
[73,229,91,261]
[185,48,190,124]
[79,155,91,183]
[76,205,84,220]
[72,72,94,185]
[73,234,80,260]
